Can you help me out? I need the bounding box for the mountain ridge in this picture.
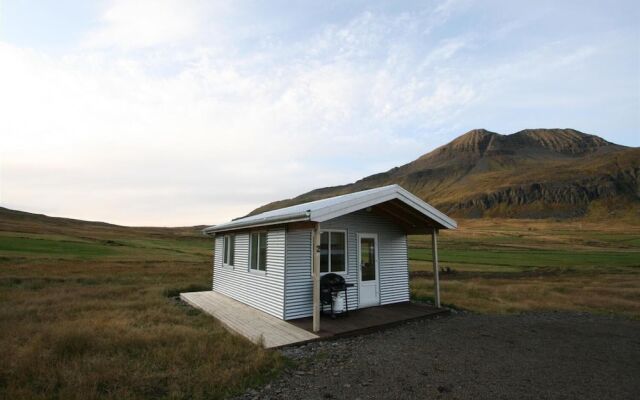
[250,128,639,219]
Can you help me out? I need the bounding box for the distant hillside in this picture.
[0,207,203,238]
[251,129,640,219]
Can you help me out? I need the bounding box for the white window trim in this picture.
[249,269,267,276]
[317,229,348,276]
[249,231,268,274]
[222,234,235,269]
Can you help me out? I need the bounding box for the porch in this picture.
[290,301,447,338]
[180,291,447,348]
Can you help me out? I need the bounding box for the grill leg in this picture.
[345,289,348,316]
[330,293,334,318]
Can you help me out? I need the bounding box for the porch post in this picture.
[312,224,321,332]
[431,228,441,308]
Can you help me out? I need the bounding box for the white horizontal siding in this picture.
[213,229,285,318]
[284,229,313,320]
[283,209,409,320]
[322,210,409,306]
[378,233,410,304]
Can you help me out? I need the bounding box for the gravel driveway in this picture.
[236,312,640,399]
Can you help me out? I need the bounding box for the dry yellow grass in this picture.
[0,209,290,399]
[0,259,284,400]
[412,274,640,318]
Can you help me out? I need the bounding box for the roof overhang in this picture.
[308,186,456,230]
[202,211,310,235]
[203,185,457,236]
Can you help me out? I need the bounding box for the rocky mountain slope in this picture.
[252,129,639,219]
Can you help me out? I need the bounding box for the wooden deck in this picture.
[289,302,447,338]
[180,291,447,348]
[180,291,319,348]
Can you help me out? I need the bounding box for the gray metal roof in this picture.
[203,184,457,234]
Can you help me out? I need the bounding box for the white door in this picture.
[358,234,380,308]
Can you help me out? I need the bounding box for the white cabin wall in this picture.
[212,229,285,318]
[284,228,313,319]
[323,210,410,306]
[283,209,409,320]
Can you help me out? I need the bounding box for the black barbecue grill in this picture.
[320,273,355,318]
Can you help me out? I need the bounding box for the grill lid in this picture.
[320,273,346,288]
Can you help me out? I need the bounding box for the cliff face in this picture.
[251,129,639,219]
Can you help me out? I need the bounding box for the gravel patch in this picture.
[235,312,640,400]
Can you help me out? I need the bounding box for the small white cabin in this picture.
[203,184,456,331]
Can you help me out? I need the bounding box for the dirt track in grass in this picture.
[236,312,640,400]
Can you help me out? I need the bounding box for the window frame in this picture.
[222,234,235,268]
[249,231,268,274]
[317,229,348,275]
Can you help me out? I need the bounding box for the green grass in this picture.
[0,236,117,258]
[408,247,640,271]
[0,232,210,262]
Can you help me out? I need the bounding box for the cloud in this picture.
[82,0,208,49]
[2,4,479,225]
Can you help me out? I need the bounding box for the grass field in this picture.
[0,211,283,400]
[0,209,639,399]
[409,218,640,318]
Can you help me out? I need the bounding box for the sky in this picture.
[0,0,638,226]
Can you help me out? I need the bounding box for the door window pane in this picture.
[330,232,345,272]
[360,238,376,281]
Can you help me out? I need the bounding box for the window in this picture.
[250,232,267,271]
[320,231,346,273]
[223,235,235,266]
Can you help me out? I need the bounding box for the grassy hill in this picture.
[0,207,210,262]
[1,206,639,399]
[251,128,640,219]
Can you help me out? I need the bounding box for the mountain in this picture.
[251,129,640,219]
